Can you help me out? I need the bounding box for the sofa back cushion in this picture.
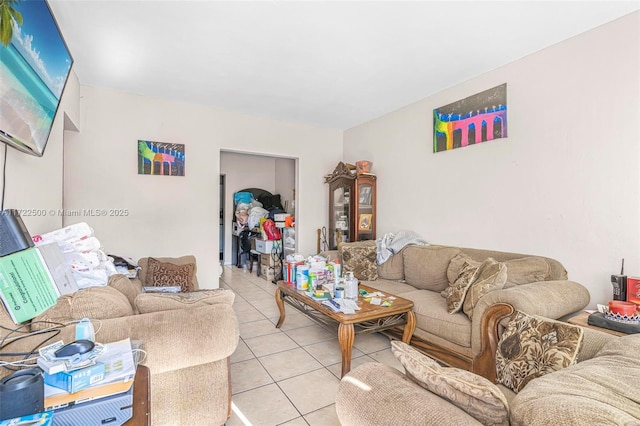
[447,252,562,288]
[377,247,406,280]
[403,245,462,291]
[32,286,134,330]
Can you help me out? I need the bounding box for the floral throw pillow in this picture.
[146,257,196,292]
[339,241,378,281]
[496,310,584,393]
[391,341,509,426]
[442,261,480,314]
[462,258,507,319]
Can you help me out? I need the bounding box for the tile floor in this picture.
[220,265,404,426]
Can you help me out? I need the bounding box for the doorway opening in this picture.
[219,151,297,267]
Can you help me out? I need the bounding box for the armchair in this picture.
[0,256,239,426]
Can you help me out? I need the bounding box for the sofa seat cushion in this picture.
[365,279,417,297]
[403,246,462,292]
[135,289,235,314]
[402,289,471,348]
[510,334,640,425]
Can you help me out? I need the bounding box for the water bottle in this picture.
[345,272,358,300]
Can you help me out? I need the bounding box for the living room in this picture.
[1,3,637,302]
[0,2,639,424]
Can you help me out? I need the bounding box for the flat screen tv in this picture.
[0,0,73,157]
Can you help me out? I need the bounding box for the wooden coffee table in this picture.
[275,281,415,377]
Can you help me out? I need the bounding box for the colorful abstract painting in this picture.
[138,140,185,176]
[433,83,507,153]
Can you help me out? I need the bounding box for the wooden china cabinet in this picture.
[325,162,377,250]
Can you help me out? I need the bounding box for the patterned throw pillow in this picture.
[462,258,507,319]
[339,241,378,281]
[146,257,196,292]
[496,310,584,393]
[391,341,509,426]
[441,261,480,314]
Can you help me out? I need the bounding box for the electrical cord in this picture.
[0,319,103,372]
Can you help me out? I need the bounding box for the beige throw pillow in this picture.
[442,261,480,314]
[496,310,584,393]
[462,258,507,319]
[391,341,509,426]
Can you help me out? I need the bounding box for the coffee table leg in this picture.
[402,311,416,344]
[338,323,355,378]
[275,289,286,328]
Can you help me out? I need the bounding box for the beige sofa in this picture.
[336,315,640,425]
[0,256,239,426]
[325,241,590,377]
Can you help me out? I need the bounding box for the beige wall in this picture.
[64,86,342,287]
[343,12,640,307]
[0,71,80,235]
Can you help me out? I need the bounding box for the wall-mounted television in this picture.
[0,0,73,157]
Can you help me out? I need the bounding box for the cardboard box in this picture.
[260,264,276,281]
[0,244,78,323]
[44,363,106,394]
[260,253,276,267]
[627,277,640,307]
[255,239,282,254]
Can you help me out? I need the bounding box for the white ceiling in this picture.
[50,1,640,130]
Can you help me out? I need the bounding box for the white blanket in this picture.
[376,230,429,264]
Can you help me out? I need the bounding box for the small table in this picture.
[124,365,151,426]
[567,311,627,337]
[275,281,416,377]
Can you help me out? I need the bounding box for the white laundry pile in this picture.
[32,223,117,289]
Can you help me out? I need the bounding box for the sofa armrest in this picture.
[471,280,590,358]
[93,304,239,375]
[336,362,483,425]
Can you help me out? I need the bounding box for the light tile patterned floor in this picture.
[221,265,403,426]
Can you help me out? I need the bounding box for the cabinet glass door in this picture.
[333,185,350,248]
[357,183,373,237]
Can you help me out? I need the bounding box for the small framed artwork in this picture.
[138,140,185,176]
[359,186,372,205]
[358,214,372,231]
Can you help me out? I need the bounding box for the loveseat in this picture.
[0,256,239,426]
[324,241,590,377]
[336,312,640,425]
